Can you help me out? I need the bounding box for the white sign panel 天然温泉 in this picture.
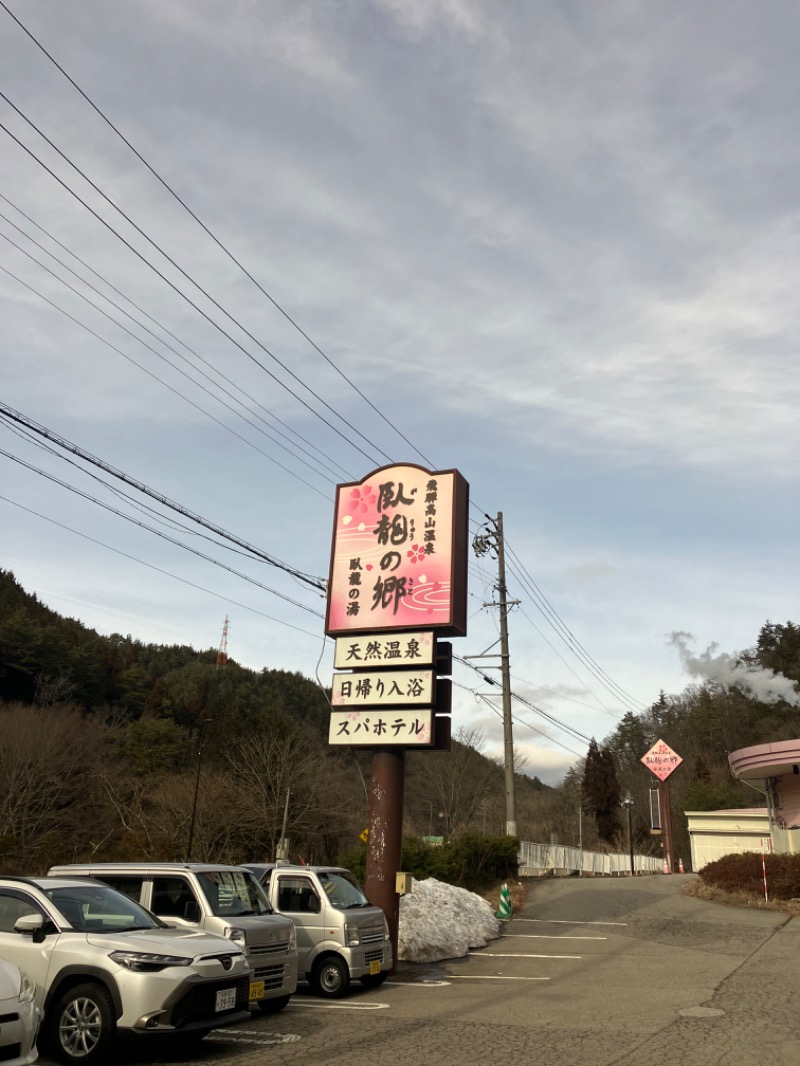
[333,630,435,669]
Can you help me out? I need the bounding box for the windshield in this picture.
[195,870,274,917]
[317,871,370,909]
[46,884,161,933]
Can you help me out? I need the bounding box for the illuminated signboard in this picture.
[325,464,468,637]
[641,739,683,782]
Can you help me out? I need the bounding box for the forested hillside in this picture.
[0,569,536,872]
[1,568,798,874]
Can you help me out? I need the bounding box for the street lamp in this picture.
[621,793,635,876]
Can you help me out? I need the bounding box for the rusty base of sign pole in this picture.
[364,747,406,975]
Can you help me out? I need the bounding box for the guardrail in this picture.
[519,841,663,876]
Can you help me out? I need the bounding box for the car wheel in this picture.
[360,971,388,989]
[48,982,115,1065]
[257,994,291,1013]
[311,956,350,998]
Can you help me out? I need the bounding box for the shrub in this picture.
[699,852,800,900]
[339,835,519,893]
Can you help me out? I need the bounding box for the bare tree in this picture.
[408,727,501,838]
[0,703,107,869]
[226,725,357,862]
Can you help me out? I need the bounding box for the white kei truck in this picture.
[242,863,392,998]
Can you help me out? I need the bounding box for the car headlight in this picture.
[287,924,296,953]
[345,922,360,947]
[18,970,36,1004]
[383,916,390,940]
[109,950,193,972]
[222,925,246,945]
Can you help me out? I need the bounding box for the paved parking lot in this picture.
[37,876,799,1066]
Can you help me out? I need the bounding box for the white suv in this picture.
[0,876,252,1065]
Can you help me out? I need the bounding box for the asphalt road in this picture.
[38,874,800,1065]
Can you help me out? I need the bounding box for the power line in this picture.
[0,447,324,617]
[0,492,327,643]
[504,546,643,714]
[452,681,584,759]
[0,402,327,591]
[0,195,354,482]
[0,0,432,468]
[454,654,592,747]
[0,100,387,467]
[0,228,343,486]
[0,260,332,499]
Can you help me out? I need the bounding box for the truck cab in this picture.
[242,863,392,998]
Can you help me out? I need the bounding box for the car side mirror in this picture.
[15,913,45,942]
[183,900,200,923]
[308,895,321,914]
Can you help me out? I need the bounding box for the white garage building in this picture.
[685,807,770,871]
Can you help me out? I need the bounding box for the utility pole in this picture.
[471,512,518,837]
[495,513,517,838]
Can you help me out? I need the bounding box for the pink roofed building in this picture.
[728,739,800,854]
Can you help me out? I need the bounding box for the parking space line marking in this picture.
[470,951,581,959]
[450,975,550,981]
[503,933,606,940]
[288,1001,390,1010]
[208,1030,301,1045]
[512,918,627,927]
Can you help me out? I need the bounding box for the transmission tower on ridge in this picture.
[216,616,229,669]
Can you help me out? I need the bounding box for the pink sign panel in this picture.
[641,739,683,781]
[325,464,468,637]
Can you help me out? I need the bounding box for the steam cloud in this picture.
[669,632,800,709]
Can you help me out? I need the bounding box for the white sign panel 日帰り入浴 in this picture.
[641,739,683,781]
[324,464,468,638]
[329,709,434,746]
[333,630,435,670]
[331,669,435,707]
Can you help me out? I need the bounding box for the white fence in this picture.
[518,841,663,877]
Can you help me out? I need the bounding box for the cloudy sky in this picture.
[2,1,798,785]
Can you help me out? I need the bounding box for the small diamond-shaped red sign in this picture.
[641,738,683,781]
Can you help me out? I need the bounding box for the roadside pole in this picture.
[365,749,406,972]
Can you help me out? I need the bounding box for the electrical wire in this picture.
[0,0,432,468]
[0,492,327,643]
[0,192,353,482]
[0,263,332,500]
[0,229,342,486]
[0,101,387,467]
[0,402,327,591]
[0,447,324,616]
[505,541,643,710]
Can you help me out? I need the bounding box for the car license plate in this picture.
[369,960,381,976]
[215,988,237,1012]
[249,980,265,1001]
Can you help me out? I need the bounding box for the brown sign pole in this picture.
[365,748,406,973]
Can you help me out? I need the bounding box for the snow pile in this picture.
[398,877,502,963]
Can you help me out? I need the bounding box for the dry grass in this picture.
[681,876,800,916]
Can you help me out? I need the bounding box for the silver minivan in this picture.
[48,862,298,1013]
[242,863,392,998]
